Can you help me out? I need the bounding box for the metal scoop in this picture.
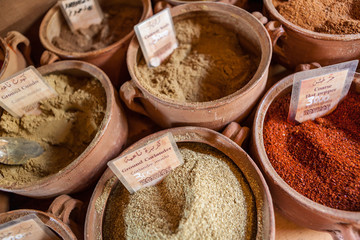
[0,137,44,165]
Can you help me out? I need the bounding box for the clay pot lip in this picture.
[263,0,360,41]
[0,37,10,80]
[0,209,76,239]
[85,126,275,240]
[0,60,115,192]
[166,0,218,5]
[127,2,272,110]
[39,0,151,59]
[253,73,360,221]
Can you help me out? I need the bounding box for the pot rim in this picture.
[39,0,151,59]
[263,0,360,41]
[253,73,360,223]
[85,126,275,240]
[0,38,10,80]
[126,2,272,110]
[0,60,115,192]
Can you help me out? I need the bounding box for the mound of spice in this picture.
[273,0,360,34]
[53,3,142,52]
[0,73,106,187]
[263,89,360,211]
[135,17,258,102]
[103,143,256,240]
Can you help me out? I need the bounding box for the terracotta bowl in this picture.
[263,0,360,70]
[121,2,272,130]
[251,74,360,239]
[39,0,152,89]
[0,60,128,198]
[0,31,31,81]
[85,124,275,239]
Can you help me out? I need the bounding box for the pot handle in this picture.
[252,11,268,25]
[265,21,286,58]
[4,31,33,66]
[120,80,150,117]
[40,50,60,66]
[328,224,360,240]
[154,1,172,14]
[48,194,84,239]
[222,122,250,147]
[295,62,322,72]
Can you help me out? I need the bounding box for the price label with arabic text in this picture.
[108,133,183,194]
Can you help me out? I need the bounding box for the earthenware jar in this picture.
[85,123,275,239]
[0,60,128,198]
[252,73,360,239]
[39,0,152,89]
[263,0,360,69]
[121,2,272,130]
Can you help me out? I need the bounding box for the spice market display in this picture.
[0,0,359,239]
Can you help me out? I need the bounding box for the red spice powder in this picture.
[263,89,360,211]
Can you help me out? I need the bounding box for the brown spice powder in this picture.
[103,143,256,240]
[135,17,258,102]
[273,0,360,34]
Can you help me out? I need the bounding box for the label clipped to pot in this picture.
[289,60,358,123]
[0,66,57,118]
[59,0,104,31]
[134,8,178,68]
[0,214,60,240]
[108,133,184,194]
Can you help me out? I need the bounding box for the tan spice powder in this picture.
[273,0,360,34]
[0,74,106,187]
[103,142,256,240]
[135,17,258,102]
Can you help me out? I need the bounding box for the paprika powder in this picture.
[263,89,360,211]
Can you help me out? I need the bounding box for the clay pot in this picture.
[0,60,128,198]
[0,31,32,81]
[251,74,360,239]
[121,2,272,130]
[85,123,275,239]
[39,0,153,89]
[0,195,82,240]
[263,0,360,69]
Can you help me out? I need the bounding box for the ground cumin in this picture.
[273,0,360,34]
[263,90,360,211]
[53,4,142,52]
[0,74,106,187]
[135,17,258,102]
[103,143,257,240]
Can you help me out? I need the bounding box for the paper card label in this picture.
[0,66,57,118]
[134,8,178,67]
[108,133,184,194]
[289,60,358,123]
[0,214,60,240]
[59,0,103,31]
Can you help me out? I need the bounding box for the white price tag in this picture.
[289,60,358,123]
[108,133,184,194]
[134,8,178,67]
[0,66,57,118]
[59,0,104,31]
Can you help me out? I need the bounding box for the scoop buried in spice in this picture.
[0,137,44,165]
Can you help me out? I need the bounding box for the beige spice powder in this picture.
[103,142,256,240]
[134,17,258,103]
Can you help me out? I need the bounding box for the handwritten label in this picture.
[0,66,57,118]
[134,8,178,67]
[59,0,103,31]
[0,214,60,240]
[108,133,183,194]
[289,60,358,123]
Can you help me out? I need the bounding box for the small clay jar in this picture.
[121,2,272,130]
[0,60,128,198]
[85,123,275,239]
[0,31,32,81]
[251,74,360,239]
[0,195,82,240]
[39,0,152,89]
[263,0,360,69]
